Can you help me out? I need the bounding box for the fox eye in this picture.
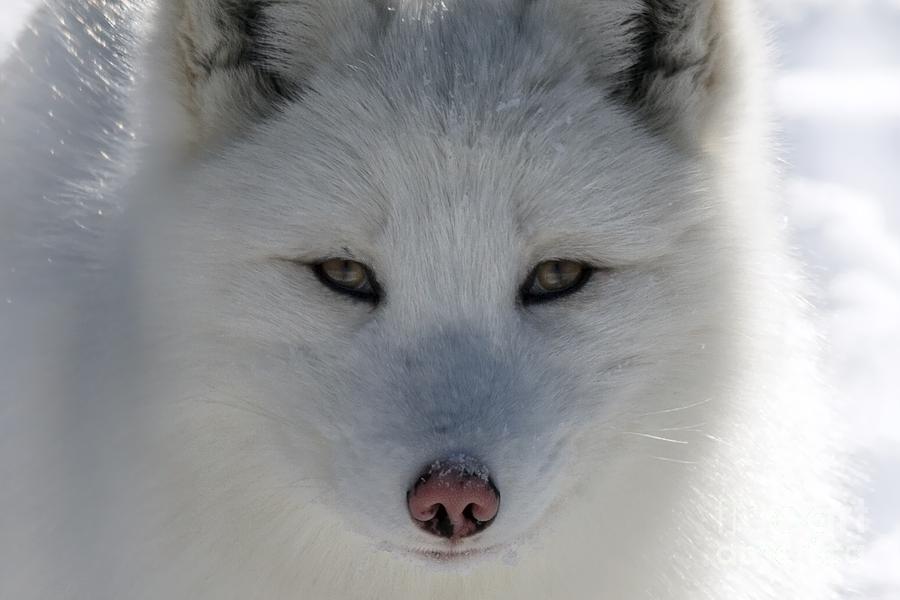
[521,260,593,304]
[313,258,380,302]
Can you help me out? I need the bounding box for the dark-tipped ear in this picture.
[561,0,758,149]
[152,0,383,146]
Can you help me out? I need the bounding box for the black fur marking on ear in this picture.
[225,0,299,102]
[614,0,714,106]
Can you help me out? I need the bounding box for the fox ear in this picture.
[560,0,757,149]
[151,0,382,147]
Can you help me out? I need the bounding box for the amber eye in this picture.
[313,258,380,302]
[521,260,593,304]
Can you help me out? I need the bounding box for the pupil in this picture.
[551,263,563,283]
[547,263,567,289]
[341,263,356,282]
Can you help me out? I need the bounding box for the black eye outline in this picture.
[312,259,382,304]
[520,261,596,305]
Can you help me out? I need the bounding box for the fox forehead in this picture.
[192,80,704,269]
[178,2,708,266]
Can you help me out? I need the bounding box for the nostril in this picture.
[407,456,500,541]
[429,504,455,539]
[410,501,439,522]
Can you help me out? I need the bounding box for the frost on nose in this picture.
[407,456,500,541]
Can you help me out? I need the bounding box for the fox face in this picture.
[139,0,745,565]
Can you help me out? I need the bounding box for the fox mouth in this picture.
[415,546,493,560]
[382,541,502,564]
[401,540,509,565]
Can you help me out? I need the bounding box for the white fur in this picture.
[1,1,856,598]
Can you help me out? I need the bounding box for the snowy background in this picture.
[2,0,899,596]
[762,1,900,597]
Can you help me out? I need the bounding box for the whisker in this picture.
[652,423,707,432]
[649,456,698,465]
[621,432,689,444]
[634,398,712,417]
[704,433,734,447]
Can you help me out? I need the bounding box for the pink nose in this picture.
[407,457,500,541]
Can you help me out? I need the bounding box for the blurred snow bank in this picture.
[788,179,900,449]
[764,0,900,20]
[776,69,900,119]
[769,0,900,596]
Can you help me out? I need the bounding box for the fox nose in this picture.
[407,456,500,541]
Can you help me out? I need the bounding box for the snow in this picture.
[768,1,900,595]
[775,69,900,120]
[2,0,899,596]
[0,0,39,60]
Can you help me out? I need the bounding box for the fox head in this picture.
[134,0,766,580]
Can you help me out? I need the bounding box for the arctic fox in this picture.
[1,0,854,598]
